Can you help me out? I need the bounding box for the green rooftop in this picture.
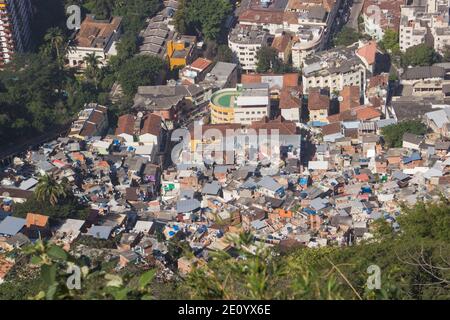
[211,89,241,108]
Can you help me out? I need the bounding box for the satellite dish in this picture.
[338,96,344,102]
[137,112,144,118]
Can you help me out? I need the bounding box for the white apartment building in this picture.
[302,44,367,94]
[399,0,450,53]
[237,0,340,68]
[228,24,269,72]
[361,0,403,41]
[291,26,324,69]
[0,0,32,66]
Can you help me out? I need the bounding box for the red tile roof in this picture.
[241,74,262,84]
[250,116,298,135]
[190,58,213,72]
[327,109,357,123]
[287,0,335,11]
[356,41,377,66]
[339,86,360,112]
[321,122,341,136]
[141,114,162,136]
[328,105,381,122]
[308,88,329,110]
[115,114,135,135]
[354,173,369,182]
[26,213,49,228]
[189,123,242,138]
[241,73,299,89]
[362,0,402,32]
[280,88,301,109]
[368,74,389,89]
[369,96,382,108]
[355,106,382,121]
[271,33,292,53]
[76,16,122,48]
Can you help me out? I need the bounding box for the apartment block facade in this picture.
[0,0,32,66]
[228,24,270,72]
[399,0,450,54]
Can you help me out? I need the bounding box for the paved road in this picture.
[348,0,364,30]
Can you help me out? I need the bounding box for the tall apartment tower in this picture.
[0,0,33,66]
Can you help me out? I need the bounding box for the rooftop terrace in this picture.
[211,88,242,108]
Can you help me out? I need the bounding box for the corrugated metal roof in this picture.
[87,225,113,239]
[0,216,26,236]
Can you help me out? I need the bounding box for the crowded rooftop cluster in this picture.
[0,0,449,300]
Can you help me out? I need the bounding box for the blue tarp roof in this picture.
[303,208,317,215]
[299,177,308,185]
[309,121,328,127]
[403,152,421,164]
[0,216,26,236]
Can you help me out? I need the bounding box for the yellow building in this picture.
[209,85,271,125]
[307,88,330,125]
[166,36,196,70]
[210,88,238,124]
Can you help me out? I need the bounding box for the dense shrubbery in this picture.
[0,1,165,146]
[401,44,441,67]
[256,47,294,74]
[381,120,427,148]
[174,0,232,42]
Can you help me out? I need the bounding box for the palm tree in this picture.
[83,53,102,89]
[44,27,66,67]
[35,174,67,206]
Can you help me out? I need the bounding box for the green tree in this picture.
[83,53,102,89]
[116,32,138,61]
[35,174,68,206]
[379,29,400,55]
[255,46,291,73]
[19,240,157,300]
[333,27,360,47]
[381,120,427,148]
[256,46,278,73]
[91,0,115,19]
[113,0,162,34]
[401,44,440,67]
[174,0,188,35]
[0,53,70,145]
[43,27,67,67]
[13,195,89,221]
[177,0,232,41]
[216,45,234,63]
[398,199,450,242]
[117,55,166,97]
